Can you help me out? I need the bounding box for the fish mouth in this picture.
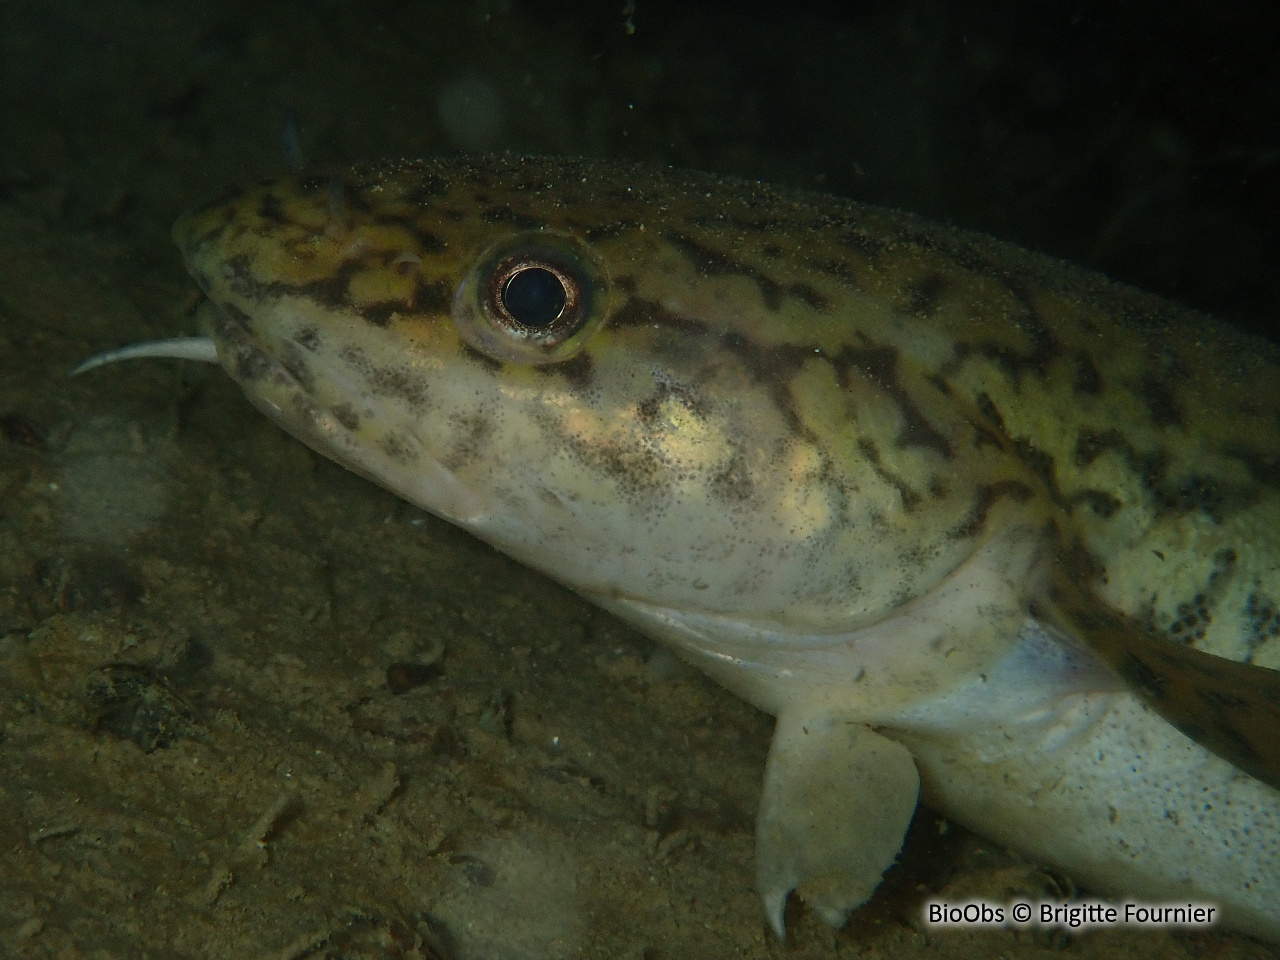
[205,300,487,525]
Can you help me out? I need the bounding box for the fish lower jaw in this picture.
[210,306,487,524]
[241,383,487,525]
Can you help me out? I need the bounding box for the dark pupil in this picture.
[502,267,566,328]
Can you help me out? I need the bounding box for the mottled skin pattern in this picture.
[176,157,1280,663]
[170,156,1280,934]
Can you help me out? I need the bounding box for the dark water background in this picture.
[4,0,1277,332]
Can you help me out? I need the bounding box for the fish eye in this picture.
[455,231,609,364]
[491,261,575,331]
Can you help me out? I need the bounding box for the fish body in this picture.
[122,157,1280,938]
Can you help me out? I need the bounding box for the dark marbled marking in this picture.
[350,277,449,327]
[788,283,830,312]
[366,364,429,407]
[1169,593,1211,643]
[636,380,706,425]
[277,259,365,311]
[1152,473,1255,522]
[370,217,448,254]
[441,412,495,470]
[415,278,453,314]
[608,296,809,438]
[664,232,785,312]
[971,392,1007,450]
[1245,591,1280,656]
[1011,438,1068,507]
[828,223,889,259]
[710,452,755,505]
[904,271,949,316]
[379,431,413,464]
[414,229,447,254]
[611,295,952,465]
[551,407,670,499]
[1141,375,1185,429]
[857,437,921,511]
[948,480,1033,540]
[1073,428,1127,467]
[215,253,257,300]
[1070,489,1123,518]
[833,345,953,459]
[1230,448,1280,493]
[361,302,400,328]
[541,352,594,389]
[894,226,992,275]
[1074,428,1169,494]
[1210,547,1238,588]
[950,275,1063,384]
[1072,350,1103,395]
[814,257,860,286]
[715,330,811,441]
[276,343,316,393]
[331,403,360,431]
[257,191,287,227]
[211,316,276,385]
[295,326,320,352]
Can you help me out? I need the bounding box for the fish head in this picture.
[173,157,1035,669]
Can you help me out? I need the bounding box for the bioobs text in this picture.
[925,900,1218,931]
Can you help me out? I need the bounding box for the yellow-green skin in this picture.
[171,157,1280,940]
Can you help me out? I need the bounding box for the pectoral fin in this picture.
[1043,560,1280,790]
[756,710,919,938]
